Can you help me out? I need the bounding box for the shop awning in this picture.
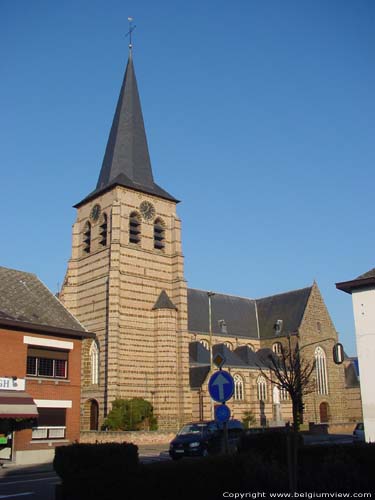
[0,391,38,418]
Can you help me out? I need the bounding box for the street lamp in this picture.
[207,291,215,419]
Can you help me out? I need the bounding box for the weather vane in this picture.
[125,17,136,51]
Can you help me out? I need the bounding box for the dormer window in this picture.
[129,212,141,244]
[83,222,91,253]
[99,213,108,246]
[154,218,165,250]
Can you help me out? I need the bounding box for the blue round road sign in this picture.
[208,370,234,403]
[215,404,231,423]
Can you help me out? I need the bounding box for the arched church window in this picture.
[99,213,108,246]
[257,376,267,401]
[83,222,91,253]
[315,346,329,395]
[234,374,244,400]
[129,212,141,244]
[90,342,99,385]
[272,342,283,356]
[199,339,209,350]
[154,218,165,250]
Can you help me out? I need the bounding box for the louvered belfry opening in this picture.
[99,213,108,246]
[154,218,165,250]
[129,212,141,244]
[83,222,91,253]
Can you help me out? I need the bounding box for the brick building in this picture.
[60,49,360,431]
[0,266,94,464]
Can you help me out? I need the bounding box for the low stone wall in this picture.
[80,431,175,445]
[328,422,357,435]
[308,422,357,435]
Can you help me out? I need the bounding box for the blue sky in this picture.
[1,1,374,356]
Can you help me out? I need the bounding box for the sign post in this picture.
[208,364,234,455]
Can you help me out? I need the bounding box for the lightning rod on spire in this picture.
[125,16,136,52]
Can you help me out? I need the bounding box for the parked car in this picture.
[169,419,244,460]
[353,422,365,442]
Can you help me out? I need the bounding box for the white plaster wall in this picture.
[352,288,375,442]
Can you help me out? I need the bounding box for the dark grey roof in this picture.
[213,344,248,367]
[345,360,360,388]
[256,287,312,338]
[357,268,375,279]
[75,54,177,207]
[0,266,86,333]
[187,289,258,339]
[255,348,279,369]
[152,290,177,310]
[189,366,210,389]
[234,345,268,368]
[189,341,210,365]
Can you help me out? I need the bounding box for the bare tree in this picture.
[258,335,316,432]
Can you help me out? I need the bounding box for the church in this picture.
[59,48,360,431]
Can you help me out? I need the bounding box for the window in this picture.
[224,341,233,350]
[129,212,141,244]
[272,342,283,356]
[83,221,91,253]
[199,339,209,350]
[154,218,165,250]
[90,342,99,385]
[257,376,267,401]
[317,321,322,333]
[234,374,244,400]
[32,408,66,440]
[280,387,289,401]
[99,213,108,246]
[315,346,329,395]
[26,348,68,379]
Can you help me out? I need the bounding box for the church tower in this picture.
[60,49,192,429]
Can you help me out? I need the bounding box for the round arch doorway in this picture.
[319,402,330,423]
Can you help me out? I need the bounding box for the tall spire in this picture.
[96,53,155,191]
[75,50,177,207]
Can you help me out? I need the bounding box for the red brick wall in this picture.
[0,327,82,452]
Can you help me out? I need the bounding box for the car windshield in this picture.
[178,424,208,435]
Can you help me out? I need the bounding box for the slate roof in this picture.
[336,267,375,294]
[0,266,88,336]
[357,268,375,279]
[152,290,177,310]
[234,345,268,368]
[75,54,177,207]
[256,287,312,338]
[187,289,258,339]
[189,366,210,389]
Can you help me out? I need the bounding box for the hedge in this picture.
[54,441,375,500]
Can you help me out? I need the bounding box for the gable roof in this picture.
[187,288,258,339]
[256,286,312,338]
[336,267,375,294]
[0,266,90,338]
[75,54,177,207]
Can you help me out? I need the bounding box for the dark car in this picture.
[169,419,244,460]
[353,422,365,442]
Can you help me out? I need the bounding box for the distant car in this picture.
[353,422,365,442]
[169,419,244,460]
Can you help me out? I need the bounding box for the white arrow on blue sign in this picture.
[208,370,234,403]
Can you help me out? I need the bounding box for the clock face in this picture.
[139,201,155,221]
[90,204,101,221]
